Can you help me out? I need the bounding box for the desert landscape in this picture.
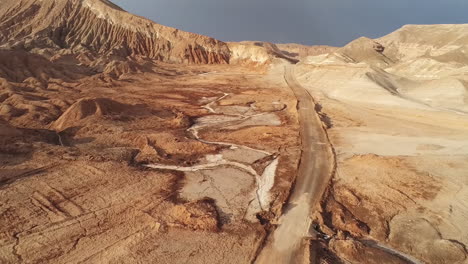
[0,0,467,263]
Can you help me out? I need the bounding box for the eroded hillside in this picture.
[0,0,230,65]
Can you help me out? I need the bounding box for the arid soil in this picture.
[1,0,468,264]
[294,26,468,263]
[0,61,303,263]
[0,1,305,263]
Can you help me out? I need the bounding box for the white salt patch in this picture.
[258,158,279,209]
[206,154,224,163]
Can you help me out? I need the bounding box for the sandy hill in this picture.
[300,24,468,113]
[378,24,468,61]
[311,24,468,69]
[0,0,230,64]
[379,24,468,48]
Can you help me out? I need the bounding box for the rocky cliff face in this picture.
[0,0,230,64]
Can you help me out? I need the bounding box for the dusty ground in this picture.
[2,1,468,263]
[0,62,302,263]
[294,33,468,263]
[0,1,315,263]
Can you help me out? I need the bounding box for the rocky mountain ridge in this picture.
[0,0,231,65]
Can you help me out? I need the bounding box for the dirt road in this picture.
[255,65,335,263]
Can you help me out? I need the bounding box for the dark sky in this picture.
[112,0,468,47]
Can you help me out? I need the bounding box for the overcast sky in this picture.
[112,0,468,46]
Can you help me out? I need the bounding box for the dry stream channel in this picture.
[145,92,284,222]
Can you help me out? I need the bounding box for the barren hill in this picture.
[0,0,230,64]
[293,24,468,263]
[378,24,468,61]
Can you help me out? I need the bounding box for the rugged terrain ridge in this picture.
[0,0,231,64]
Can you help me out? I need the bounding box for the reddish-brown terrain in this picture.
[1,1,468,264]
[0,1,306,263]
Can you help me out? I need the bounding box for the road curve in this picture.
[255,65,335,263]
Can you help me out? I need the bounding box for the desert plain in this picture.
[0,1,468,264]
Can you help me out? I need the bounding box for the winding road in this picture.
[255,65,335,263]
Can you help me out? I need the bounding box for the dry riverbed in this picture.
[0,63,301,263]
